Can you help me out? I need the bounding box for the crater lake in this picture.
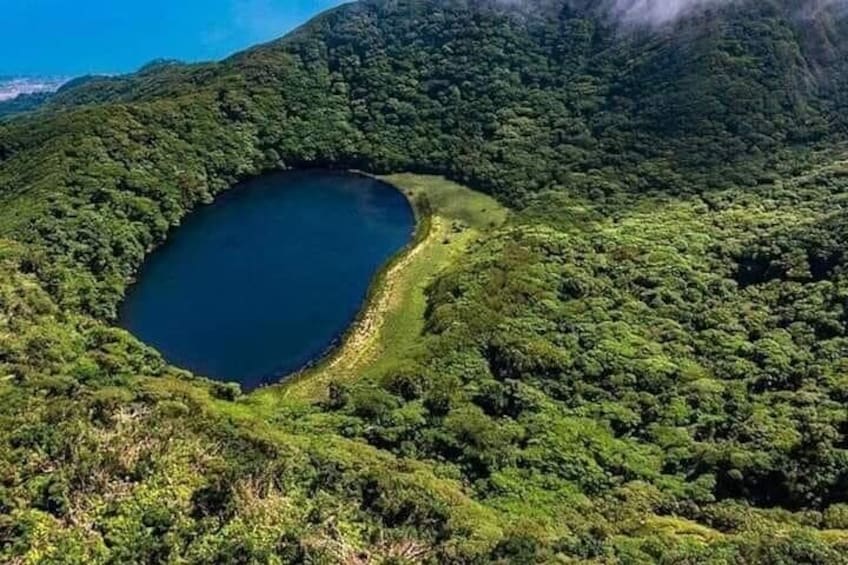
[118,170,415,390]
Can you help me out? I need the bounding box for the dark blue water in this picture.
[118,170,414,390]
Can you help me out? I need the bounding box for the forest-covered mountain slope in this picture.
[2,0,848,561]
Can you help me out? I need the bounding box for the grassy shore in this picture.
[241,173,508,411]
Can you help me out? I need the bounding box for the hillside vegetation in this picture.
[2,0,848,562]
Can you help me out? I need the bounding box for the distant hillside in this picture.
[19,0,848,197]
[0,91,51,119]
[0,63,190,119]
[0,76,68,119]
[0,76,66,101]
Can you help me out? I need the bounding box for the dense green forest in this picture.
[2,0,848,561]
[0,92,52,120]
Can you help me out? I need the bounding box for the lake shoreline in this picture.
[119,169,415,390]
[270,173,508,404]
[272,171,432,391]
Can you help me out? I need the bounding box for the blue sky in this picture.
[2,0,346,77]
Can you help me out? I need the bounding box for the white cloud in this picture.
[610,0,727,26]
[609,0,848,26]
[488,0,848,27]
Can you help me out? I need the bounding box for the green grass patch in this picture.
[384,173,509,231]
[247,174,507,407]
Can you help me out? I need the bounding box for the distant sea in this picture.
[0,77,68,101]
